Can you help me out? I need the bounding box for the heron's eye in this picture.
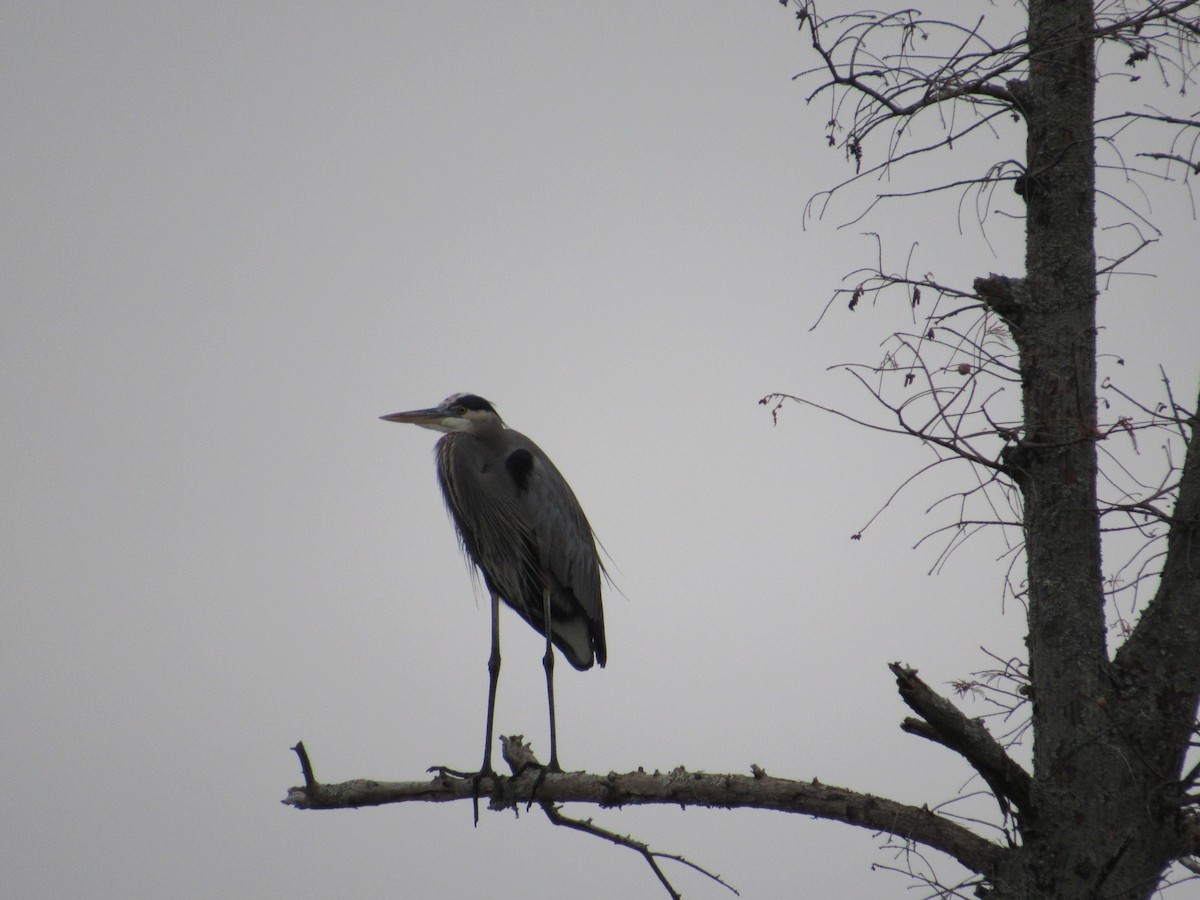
[453,405,467,415]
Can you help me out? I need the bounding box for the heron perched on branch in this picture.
[382,393,606,780]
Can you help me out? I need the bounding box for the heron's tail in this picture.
[550,614,598,671]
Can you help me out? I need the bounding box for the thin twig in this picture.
[539,804,740,899]
[500,736,739,899]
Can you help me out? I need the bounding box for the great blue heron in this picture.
[382,392,606,780]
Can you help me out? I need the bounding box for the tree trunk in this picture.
[994,1,1185,895]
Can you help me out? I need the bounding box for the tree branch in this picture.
[283,736,1003,878]
[1113,384,1200,779]
[973,273,1026,328]
[890,663,1033,817]
[1138,152,1200,175]
[501,737,740,900]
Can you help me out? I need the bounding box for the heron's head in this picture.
[380,392,502,434]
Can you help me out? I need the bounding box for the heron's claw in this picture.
[427,764,499,826]
[510,758,562,811]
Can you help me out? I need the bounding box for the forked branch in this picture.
[890,663,1032,816]
[501,737,740,900]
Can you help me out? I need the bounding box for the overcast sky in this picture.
[5,3,1199,899]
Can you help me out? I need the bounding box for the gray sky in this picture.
[5,3,1199,898]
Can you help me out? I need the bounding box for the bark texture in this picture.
[988,1,1199,895]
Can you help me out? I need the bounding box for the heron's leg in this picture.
[428,590,501,825]
[481,588,501,776]
[541,589,561,772]
[461,589,501,826]
[432,587,500,823]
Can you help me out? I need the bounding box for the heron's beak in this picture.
[380,406,458,432]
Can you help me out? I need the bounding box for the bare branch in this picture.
[1095,112,1200,131]
[500,737,740,900]
[890,664,1033,816]
[1139,151,1200,174]
[283,735,1004,878]
[1114,387,1200,768]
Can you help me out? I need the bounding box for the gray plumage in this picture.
[382,392,605,775]
[434,421,606,669]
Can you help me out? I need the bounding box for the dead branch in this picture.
[283,732,1004,880]
[889,663,1033,817]
[500,737,740,900]
[1139,151,1200,174]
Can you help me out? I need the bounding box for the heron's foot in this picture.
[427,764,499,826]
[427,763,497,781]
[514,758,563,811]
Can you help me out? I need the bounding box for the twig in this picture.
[292,741,317,791]
[499,735,739,899]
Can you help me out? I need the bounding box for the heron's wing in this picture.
[508,433,605,656]
[438,429,606,669]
